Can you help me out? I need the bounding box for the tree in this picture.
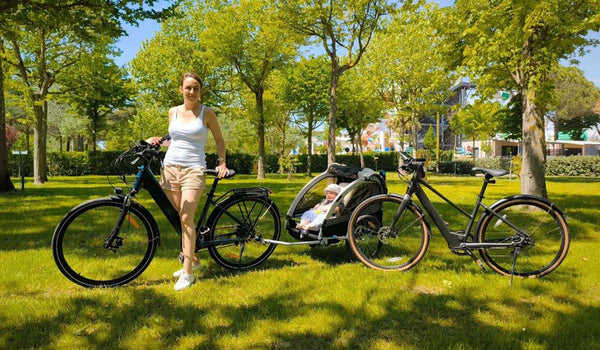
[364,3,453,155]
[282,0,395,167]
[337,68,386,168]
[497,93,523,141]
[456,0,600,198]
[281,56,329,176]
[0,39,15,192]
[450,100,501,162]
[60,51,131,151]
[548,65,600,140]
[2,0,172,184]
[130,1,233,110]
[423,125,436,156]
[204,0,302,179]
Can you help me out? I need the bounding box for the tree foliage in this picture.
[548,65,600,140]
[337,67,386,167]
[281,0,395,166]
[456,0,600,198]
[450,100,501,161]
[280,55,329,175]
[365,3,454,153]
[1,0,173,183]
[203,0,302,179]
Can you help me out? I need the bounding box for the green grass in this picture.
[1,174,600,349]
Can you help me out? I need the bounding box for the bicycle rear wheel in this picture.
[476,197,570,278]
[207,197,280,269]
[347,195,429,270]
[52,198,158,287]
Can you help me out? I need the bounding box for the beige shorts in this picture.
[160,165,206,192]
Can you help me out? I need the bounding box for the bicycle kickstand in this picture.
[510,247,521,287]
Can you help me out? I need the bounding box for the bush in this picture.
[437,160,474,175]
[546,156,600,176]
[11,150,599,177]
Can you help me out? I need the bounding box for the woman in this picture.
[147,72,228,291]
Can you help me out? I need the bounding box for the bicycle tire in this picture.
[52,198,158,288]
[476,196,570,278]
[207,196,280,269]
[347,195,430,271]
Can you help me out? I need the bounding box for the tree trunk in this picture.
[520,88,547,198]
[327,65,340,167]
[66,137,71,152]
[358,128,365,168]
[33,99,48,184]
[399,126,405,151]
[59,135,62,152]
[279,117,286,159]
[553,117,559,141]
[411,113,418,157]
[0,39,16,192]
[256,89,265,179]
[472,136,476,162]
[307,114,313,177]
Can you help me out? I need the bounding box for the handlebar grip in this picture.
[205,169,236,179]
[159,134,171,143]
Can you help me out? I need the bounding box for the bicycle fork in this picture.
[103,195,132,252]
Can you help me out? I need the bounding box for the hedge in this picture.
[546,156,600,177]
[7,151,600,177]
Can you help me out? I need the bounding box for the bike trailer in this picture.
[285,163,387,243]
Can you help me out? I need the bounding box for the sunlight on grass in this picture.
[1,174,599,349]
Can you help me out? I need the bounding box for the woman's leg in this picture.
[166,189,200,266]
[179,188,203,273]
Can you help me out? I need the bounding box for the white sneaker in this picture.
[174,273,195,291]
[173,262,201,278]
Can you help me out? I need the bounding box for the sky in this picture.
[114,0,600,87]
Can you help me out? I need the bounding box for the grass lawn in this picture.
[1,173,599,350]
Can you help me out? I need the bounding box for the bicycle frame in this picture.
[117,164,254,249]
[397,166,528,251]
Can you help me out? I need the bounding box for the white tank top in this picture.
[163,105,208,168]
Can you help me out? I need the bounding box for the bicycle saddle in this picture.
[472,167,509,178]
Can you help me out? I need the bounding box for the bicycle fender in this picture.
[474,194,565,240]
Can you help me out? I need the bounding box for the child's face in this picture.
[325,190,338,201]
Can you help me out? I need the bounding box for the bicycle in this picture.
[347,152,570,282]
[52,140,281,288]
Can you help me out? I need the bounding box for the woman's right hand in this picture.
[145,137,162,145]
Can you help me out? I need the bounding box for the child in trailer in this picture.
[296,184,342,231]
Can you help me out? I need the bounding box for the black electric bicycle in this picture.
[347,152,570,281]
[52,140,281,288]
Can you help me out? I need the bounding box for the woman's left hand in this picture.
[216,163,229,179]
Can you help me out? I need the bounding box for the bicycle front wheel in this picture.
[348,195,430,270]
[52,198,158,287]
[477,197,570,278]
[207,197,280,269]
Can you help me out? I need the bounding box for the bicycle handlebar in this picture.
[205,169,236,179]
[399,151,426,174]
[129,140,236,178]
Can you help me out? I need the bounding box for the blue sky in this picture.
[114,0,600,87]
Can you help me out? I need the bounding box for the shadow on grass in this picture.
[4,273,598,349]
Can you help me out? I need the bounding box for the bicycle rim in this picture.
[53,200,156,287]
[477,199,569,277]
[208,197,280,269]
